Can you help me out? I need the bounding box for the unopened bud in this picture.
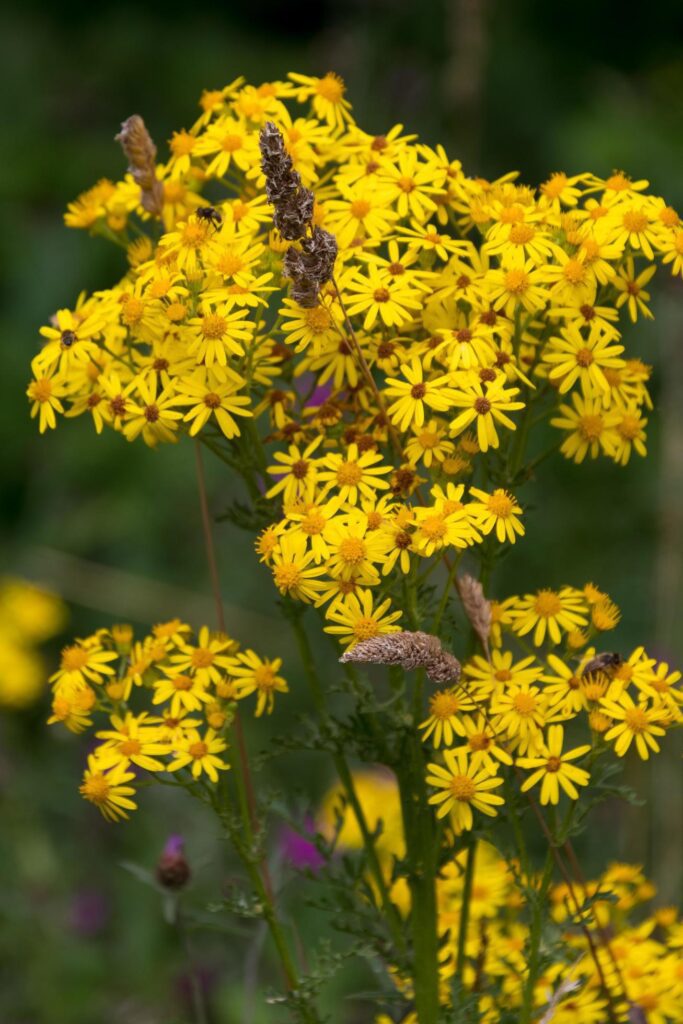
[156,835,190,890]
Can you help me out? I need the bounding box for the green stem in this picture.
[455,838,477,987]
[520,849,554,1024]
[290,608,408,956]
[430,554,460,635]
[397,724,440,1024]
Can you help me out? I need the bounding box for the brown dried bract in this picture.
[340,630,461,685]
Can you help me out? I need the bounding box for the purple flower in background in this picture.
[69,888,109,937]
[280,817,325,871]
[306,383,333,409]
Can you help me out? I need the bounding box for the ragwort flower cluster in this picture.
[30,71,683,1024]
[47,619,287,820]
[323,771,683,1024]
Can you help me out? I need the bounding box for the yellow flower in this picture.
[26,369,67,433]
[122,375,183,446]
[517,725,591,804]
[35,307,105,372]
[600,693,667,759]
[551,393,621,463]
[174,369,252,438]
[318,443,392,505]
[490,682,549,754]
[324,184,397,250]
[343,268,422,329]
[384,359,456,432]
[448,376,525,452]
[185,303,253,367]
[324,514,390,582]
[227,651,288,716]
[96,713,169,773]
[324,589,402,648]
[418,688,475,747]
[464,649,543,698]
[288,71,353,130]
[318,768,404,860]
[271,533,327,602]
[426,749,504,829]
[613,258,656,322]
[266,436,324,504]
[378,148,444,221]
[449,715,513,772]
[193,116,258,177]
[412,504,475,556]
[168,727,230,782]
[80,755,137,821]
[542,323,625,395]
[404,419,455,468]
[468,486,524,544]
[50,641,118,689]
[510,587,587,646]
[603,201,660,260]
[486,253,547,316]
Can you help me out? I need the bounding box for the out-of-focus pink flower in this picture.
[280,817,325,871]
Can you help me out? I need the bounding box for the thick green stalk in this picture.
[397,721,440,1024]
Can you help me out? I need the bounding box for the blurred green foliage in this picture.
[1,1,682,1021]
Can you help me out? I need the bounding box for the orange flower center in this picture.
[449,775,476,801]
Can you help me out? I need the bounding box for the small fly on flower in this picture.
[581,651,622,677]
[195,205,223,230]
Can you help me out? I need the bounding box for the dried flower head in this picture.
[340,629,461,685]
[259,121,314,241]
[458,573,492,657]
[115,115,163,217]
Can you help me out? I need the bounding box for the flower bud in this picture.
[156,835,191,890]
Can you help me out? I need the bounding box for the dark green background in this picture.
[1,2,682,1021]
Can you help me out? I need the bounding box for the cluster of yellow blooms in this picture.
[323,770,683,1023]
[25,72,677,654]
[421,580,681,825]
[46,619,286,820]
[25,75,679,664]
[0,578,66,708]
[28,70,683,1022]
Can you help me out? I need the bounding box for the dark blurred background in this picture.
[1,1,682,1021]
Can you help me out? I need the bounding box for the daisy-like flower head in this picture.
[600,692,667,760]
[426,748,504,830]
[168,727,230,782]
[613,258,657,322]
[509,587,588,646]
[270,533,327,602]
[317,443,392,505]
[227,650,288,716]
[551,393,621,464]
[448,375,525,453]
[95,713,169,773]
[383,359,455,433]
[323,589,402,649]
[490,681,549,755]
[266,435,324,504]
[468,486,524,544]
[79,754,137,822]
[50,640,118,689]
[542,322,625,396]
[517,724,591,805]
[418,688,475,748]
